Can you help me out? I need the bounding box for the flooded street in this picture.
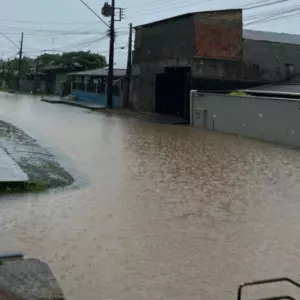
[1,93,300,300]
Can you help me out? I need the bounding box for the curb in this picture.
[41,98,105,110]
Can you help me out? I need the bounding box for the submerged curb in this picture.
[41,97,105,110]
[0,120,74,191]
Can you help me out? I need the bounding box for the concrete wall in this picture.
[243,39,300,82]
[190,92,300,147]
[134,15,194,64]
[130,57,244,112]
[6,78,34,92]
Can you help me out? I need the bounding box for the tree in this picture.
[36,51,107,71]
[36,53,61,66]
[3,56,35,77]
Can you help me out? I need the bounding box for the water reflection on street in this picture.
[1,93,300,300]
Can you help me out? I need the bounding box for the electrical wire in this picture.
[243,0,289,10]
[0,26,107,35]
[0,0,297,59]
[79,0,109,28]
[0,32,19,49]
[126,0,213,13]
[248,12,300,27]
[245,9,300,25]
[244,3,300,25]
[0,17,101,25]
[25,34,109,54]
[123,0,291,22]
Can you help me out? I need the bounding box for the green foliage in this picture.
[229,90,247,96]
[2,56,36,77]
[0,181,47,193]
[37,51,107,71]
[37,53,61,66]
[0,51,107,76]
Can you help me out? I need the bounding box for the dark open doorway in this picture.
[155,67,191,121]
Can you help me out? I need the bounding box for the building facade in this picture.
[130,9,300,121]
[67,68,126,108]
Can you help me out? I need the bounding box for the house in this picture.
[38,65,75,95]
[130,8,300,121]
[67,68,126,108]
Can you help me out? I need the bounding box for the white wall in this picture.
[190,92,300,147]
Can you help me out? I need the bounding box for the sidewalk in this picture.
[0,120,73,190]
[0,148,28,182]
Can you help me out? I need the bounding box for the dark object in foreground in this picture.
[238,277,300,300]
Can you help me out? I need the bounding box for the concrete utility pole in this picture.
[80,0,123,108]
[107,0,115,109]
[17,32,24,92]
[102,1,124,108]
[33,58,39,94]
[125,23,133,107]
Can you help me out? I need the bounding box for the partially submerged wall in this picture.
[190,92,300,147]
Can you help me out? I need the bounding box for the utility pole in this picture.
[1,58,5,89]
[107,0,115,109]
[33,58,39,94]
[102,1,123,108]
[80,0,123,108]
[17,32,24,92]
[125,23,133,107]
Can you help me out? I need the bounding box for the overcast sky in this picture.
[0,0,299,66]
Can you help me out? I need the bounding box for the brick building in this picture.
[129,9,300,121]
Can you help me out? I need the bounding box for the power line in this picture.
[241,0,277,7]
[244,0,290,10]
[123,0,288,22]
[24,34,109,54]
[126,0,213,13]
[245,9,300,25]
[248,12,300,27]
[245,3,299,18]
[79,0,109,28]
[0,26,108,35]
[0,32,19,49]
[0,17,101,25]
[244,3,300,24]
[124,0,293,21]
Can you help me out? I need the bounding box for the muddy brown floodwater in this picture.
[1,93,300,300]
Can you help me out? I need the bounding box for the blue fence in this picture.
[71,90,120,108]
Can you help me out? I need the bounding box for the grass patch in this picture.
[0,181,47,194]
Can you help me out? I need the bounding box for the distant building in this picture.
[130,9,300,121]
[38,65,81,95]
[67,68,126,108]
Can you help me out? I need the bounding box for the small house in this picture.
[38,65,73,95]
[67,68,126,108]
